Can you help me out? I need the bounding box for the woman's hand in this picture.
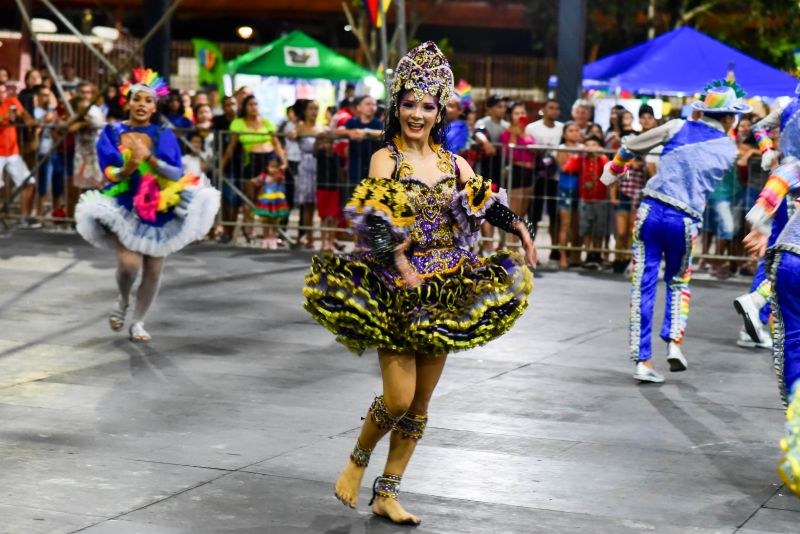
[743,230,769,259]
[395,237,423,289]
[519,226,538,270]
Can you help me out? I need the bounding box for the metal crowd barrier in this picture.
[0,122,772,267]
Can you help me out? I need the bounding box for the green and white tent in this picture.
[226,30,373,80]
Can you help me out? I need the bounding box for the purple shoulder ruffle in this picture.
[450,177,508,247]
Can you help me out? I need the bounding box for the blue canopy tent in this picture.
[581,27,797,98]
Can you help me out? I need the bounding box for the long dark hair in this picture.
[383,90,449,151]
[240,94,259,118]
[292,98,315,123]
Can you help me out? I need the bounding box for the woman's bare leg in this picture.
[558,210,571,268]
[129,255,165,341]
[334,349,416,508]
[303,204,316,247]
[115,241,142,310]
[372,352,447,525]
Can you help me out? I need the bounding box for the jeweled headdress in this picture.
[391,41,454,110]
[120,68,170,100]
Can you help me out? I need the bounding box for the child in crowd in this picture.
[555,121,584,269]
[182,131,210,185]
[315,135,344,252]
[562,135,609,269]
[253,155,289,250]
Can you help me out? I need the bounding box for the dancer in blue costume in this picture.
[601,81,750,383]
[75,69,220,341]
[743,156,800,495]
[733,81,800,349]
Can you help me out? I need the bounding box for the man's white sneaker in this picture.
[736,327,773,349]
[666,342,688,372]
[733,292,767,344]
[634,362,664,383]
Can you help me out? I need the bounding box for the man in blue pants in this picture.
[602,81,750,383]
[743,159,800,495]
[733,81,800,349]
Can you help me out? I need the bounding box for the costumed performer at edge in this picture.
[303,42,536,525]
[742,157,800,495]
[601,80,749,383]
[75,69,220,342]
[733,82,800,350]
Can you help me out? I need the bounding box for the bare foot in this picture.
[372,496,421,525]
[334,459,366,508]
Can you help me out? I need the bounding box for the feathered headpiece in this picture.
[692,79,752,113]
[391,41,454,110]
[120,68,170,101]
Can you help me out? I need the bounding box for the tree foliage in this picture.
[585,0,800,71]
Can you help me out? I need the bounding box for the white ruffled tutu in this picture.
[75,185,220,257]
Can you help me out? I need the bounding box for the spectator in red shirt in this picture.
[0,83,38,227]
[562,135,609,268]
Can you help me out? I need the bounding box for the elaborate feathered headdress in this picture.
[120,68,170,101]
[692,79,752,113]
[391,41,454,110]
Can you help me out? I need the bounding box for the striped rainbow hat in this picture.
[692,80,752,113]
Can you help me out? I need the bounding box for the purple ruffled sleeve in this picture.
[450,174,509,247]
[343,177,416,244]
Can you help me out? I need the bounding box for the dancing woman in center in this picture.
[303,42,536,525]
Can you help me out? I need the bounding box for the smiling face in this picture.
[399,92,439,142]
[129,90,157,125]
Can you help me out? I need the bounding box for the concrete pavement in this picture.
[0,231,796,533]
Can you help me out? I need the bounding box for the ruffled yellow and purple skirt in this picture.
[303,246,532,355]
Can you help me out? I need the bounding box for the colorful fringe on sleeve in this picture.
[609,146,636,175]
[748,161,800,233]
[754,128,774,154]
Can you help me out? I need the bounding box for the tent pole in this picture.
[396,0,407,54]
[555,0,587,122]
[379,0,390,99]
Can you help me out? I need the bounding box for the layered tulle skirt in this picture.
[75,185,220,257]
[303,246,532,355]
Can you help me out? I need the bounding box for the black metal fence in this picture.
[0,122,770,270]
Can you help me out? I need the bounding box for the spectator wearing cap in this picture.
[339,83,356,111]
[474,95,509,253]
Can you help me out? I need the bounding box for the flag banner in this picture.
[192,38,224,94]
[362,0,391,27]
[284,47,321,68]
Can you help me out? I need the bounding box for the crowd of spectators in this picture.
[0,64,776,274]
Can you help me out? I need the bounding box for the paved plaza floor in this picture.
[0,231,797,533]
